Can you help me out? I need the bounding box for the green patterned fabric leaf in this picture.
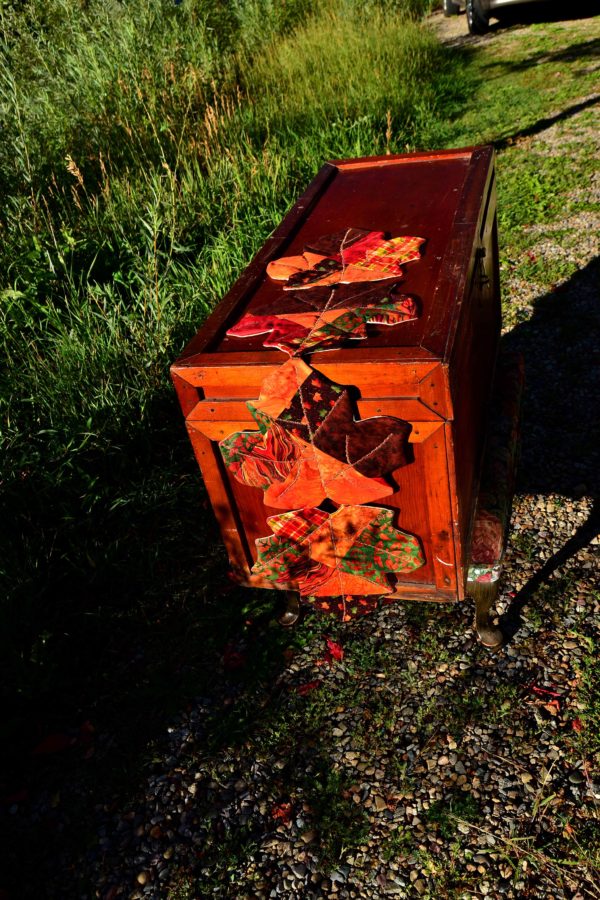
[252,505,425,619]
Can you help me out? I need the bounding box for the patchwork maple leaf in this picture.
[266,228,424,290]
[226,285,419,355]
[220,358,412,509]
[252,505,424,611]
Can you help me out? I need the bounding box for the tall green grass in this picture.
[0,0,464,698]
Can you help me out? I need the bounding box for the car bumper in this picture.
[486,0,548,8]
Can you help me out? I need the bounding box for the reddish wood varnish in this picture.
[172,147,501,603]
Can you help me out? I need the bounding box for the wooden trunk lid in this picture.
[172,147,496,409]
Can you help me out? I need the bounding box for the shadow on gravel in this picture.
[499,256,600,640]
[484,35,600,72]
[494,95,600,151]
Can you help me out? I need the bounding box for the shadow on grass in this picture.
[499,255,600,639]
[0,394,302,896]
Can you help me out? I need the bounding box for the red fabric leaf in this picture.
[253,505,424,618]
[571,718,584,732]
[3,788,29,804]
[266,229,424,290]
[529,684,561,698]
[325,638,344,662]
[220,358,413,510]
[227,289,419,355]
[295,680,321,695]
[79,720,95,745]
[271,802,293,824]
[223,642,247,670]
[31,733,76,755]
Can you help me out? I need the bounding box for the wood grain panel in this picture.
[171,371,200,418]
[185,426,253,575]
[187,397,444,428]
[187,417,444,444]
[178,360,445,406]
[448,176,501,562]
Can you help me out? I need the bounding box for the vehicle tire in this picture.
[466,0,489,34]
[443,0,460,16]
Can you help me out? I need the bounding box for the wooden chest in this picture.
[171,147,500,609]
